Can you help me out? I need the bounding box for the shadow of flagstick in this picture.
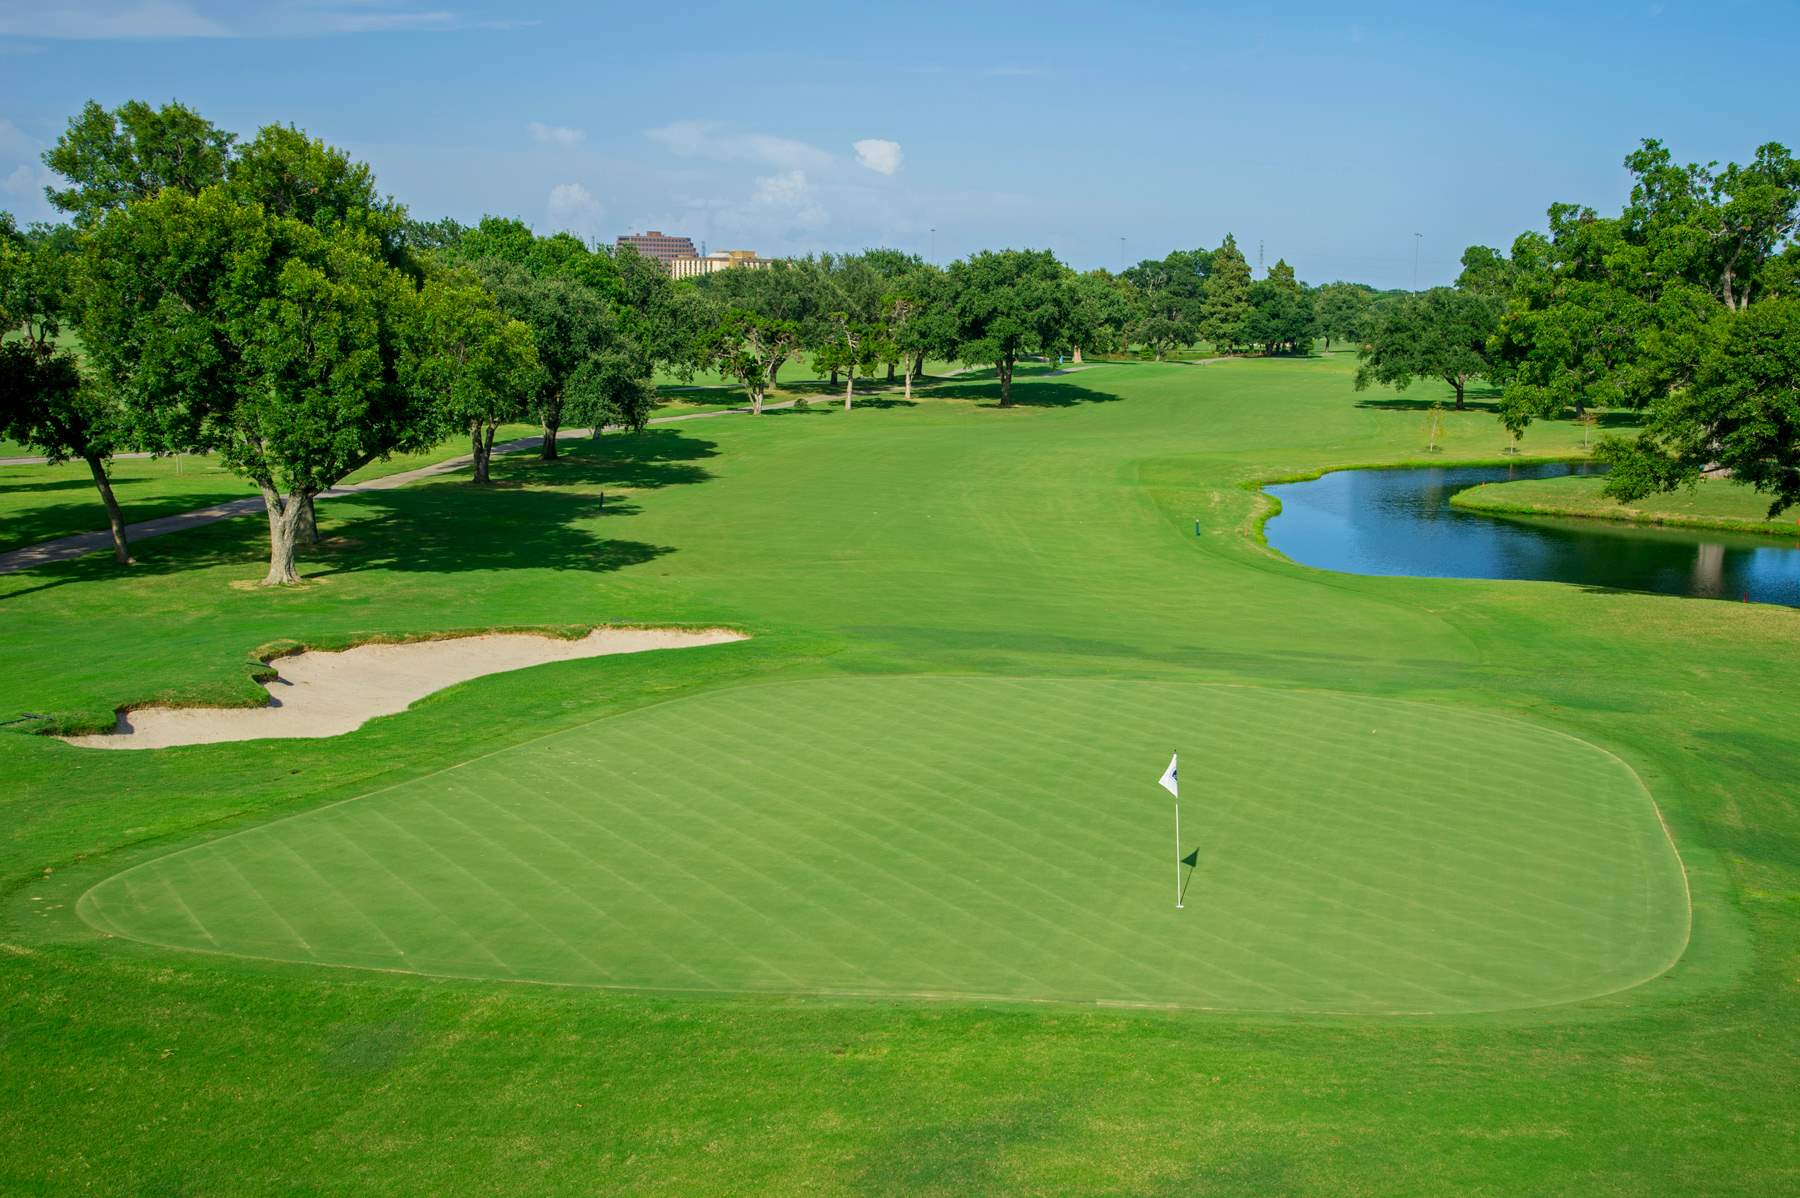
[1178,849,1200,907]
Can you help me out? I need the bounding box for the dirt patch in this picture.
[62,627,746,750]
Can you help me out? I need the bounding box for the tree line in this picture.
[1353,138,1800,513]
[2,99,1371,587]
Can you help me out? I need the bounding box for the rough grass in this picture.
[0,356,1794,1195]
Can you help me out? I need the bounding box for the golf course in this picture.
[2,352,1792,1193]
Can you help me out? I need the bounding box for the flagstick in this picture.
[1174,795,1183,909]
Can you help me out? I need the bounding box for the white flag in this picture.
[1158,751,1179,798]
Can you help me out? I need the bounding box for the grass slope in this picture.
[1453,472,1800,537]
[0,353,1794,1195]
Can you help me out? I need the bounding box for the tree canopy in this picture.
[945,249,1074,406]
[1355,288,1498,409]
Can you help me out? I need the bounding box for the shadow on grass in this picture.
[0,426,716,600]
[0,489,256,557]
[0,475,95,496]
[930,378,1122,407]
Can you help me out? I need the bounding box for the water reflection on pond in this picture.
[1263,461,1800,607]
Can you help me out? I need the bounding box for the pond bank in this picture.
[1450,473,1799,538]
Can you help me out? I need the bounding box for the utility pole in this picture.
[1413,232,1423,290]
[929,227,936,263]
[1119,235,1126,271]
[1258,239,1264,274]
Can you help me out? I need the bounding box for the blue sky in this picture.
[0,0,1795,288]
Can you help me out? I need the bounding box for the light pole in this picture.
[1120,236,1126,271]
[929,227,936,263]
[1413,232,1422,290]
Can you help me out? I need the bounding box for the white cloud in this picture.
[0,117,33,157]
[528,122,585,147]
[0,2,480,38]
[645,120,832,171]
[546,182,603,238]
[750,170,826,230]
[0,1,232,37]
[853,138,902,176]
[2,162,53,198]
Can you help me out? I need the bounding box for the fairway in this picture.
[80,675,1687,1014]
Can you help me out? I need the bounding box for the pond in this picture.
[1263,461,1800,608]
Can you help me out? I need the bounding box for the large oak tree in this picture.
[81,187,435,584]
[944,249,1073,407]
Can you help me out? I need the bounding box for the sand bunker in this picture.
[63,627,745,750]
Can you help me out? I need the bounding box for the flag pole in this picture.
[1175,793,1183,909]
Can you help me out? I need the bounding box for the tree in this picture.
[1063,269,1134,363]
[944,249,1073,407]
[1486,139,1800,439]
[476,260,621,460]
[1598,298,1800,514]
[692,258,825,386]
[611,242,685,370]
[700,310,800,415]
[1354,287,1498,409]
[0,215,136,561]
[1312,281,1375,350]
[1122,250,1208,359]
[43,99,234,227]
[1245,259,1315,354]
[813,312,885,409]
[81,187,435,585]
[1198,234,1253,351]
[227,124,407,265]
[881,263,952,390]
[413,274,541,484]
[1454,245,1515,301]
[0,345,133,562]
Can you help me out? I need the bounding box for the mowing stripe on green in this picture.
[78,676,1688,1013]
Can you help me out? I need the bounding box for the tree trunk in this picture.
[844,366,854,410]
[770,356,784,386]
[998,355,1015,407]
[1452,379,1466,410]
[83,453,132,564]
[470,425,492,484]
[886,361,896,382]
[541,417,559,461]
[295,492,320,545]
[260,487,306,586]
[829,368,839,387]
[904,364,913,401]
[751,386,764,416]
[912,351,925,381]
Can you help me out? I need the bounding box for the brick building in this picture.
[615,231,699,265]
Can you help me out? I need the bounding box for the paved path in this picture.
[0,450,156,468]
[0,396,817,575]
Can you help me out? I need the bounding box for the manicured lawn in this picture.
[1454,471,1800,536]
[82,675,1685,1014]
[1,355,1793,1194]
[0,425,539,555]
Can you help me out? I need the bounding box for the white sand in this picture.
[62,627,746,750]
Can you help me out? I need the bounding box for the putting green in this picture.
[79,675,1688,1013]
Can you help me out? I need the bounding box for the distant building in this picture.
[615,231,699,265]
[667,249,772,280]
